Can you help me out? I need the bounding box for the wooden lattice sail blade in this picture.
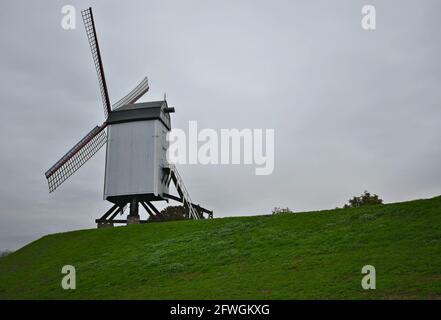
[81,7,112,118]
[112,77,150,110]
[45,123,107,193]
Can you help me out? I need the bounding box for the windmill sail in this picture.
[112,77,150,110]
[45,123,107,192]
[81,7,112,118]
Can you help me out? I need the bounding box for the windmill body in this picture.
[104,101,172,204]
[45,7,212,226]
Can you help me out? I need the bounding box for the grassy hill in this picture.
[0,196,440,299]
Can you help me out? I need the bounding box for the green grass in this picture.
[0,196,440,299]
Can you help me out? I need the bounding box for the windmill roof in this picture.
[106,101,171,129]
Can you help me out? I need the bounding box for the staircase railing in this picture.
[168,164,199,220]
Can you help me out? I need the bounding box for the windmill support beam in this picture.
[95,200,164,228]
[102,204,119,219]
[108,206,124,221]
[145,201,164,219]
[96,204,120,228]
[127,198,140,224]
[161,193,182,202]
[140,201,156,218]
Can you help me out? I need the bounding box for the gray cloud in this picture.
[1,0,440,250]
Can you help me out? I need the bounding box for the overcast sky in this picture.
[1,0,440,250]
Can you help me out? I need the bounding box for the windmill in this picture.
[45,7,212,227]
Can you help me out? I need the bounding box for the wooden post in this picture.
[127,198,140,224]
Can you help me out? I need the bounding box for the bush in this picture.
[272,207,293,215]
[148,205,206,222]
[160,205,187,220]
[0,250,13,258]
[343,191,383,208]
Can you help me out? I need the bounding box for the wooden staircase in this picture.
[163,164,213,219]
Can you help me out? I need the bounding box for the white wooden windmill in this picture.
[45,8,212,227]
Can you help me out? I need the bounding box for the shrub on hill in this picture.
[149,205,206,222]
[343,191,383,208]
[272,207,293,215]
[0,250,12,258]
